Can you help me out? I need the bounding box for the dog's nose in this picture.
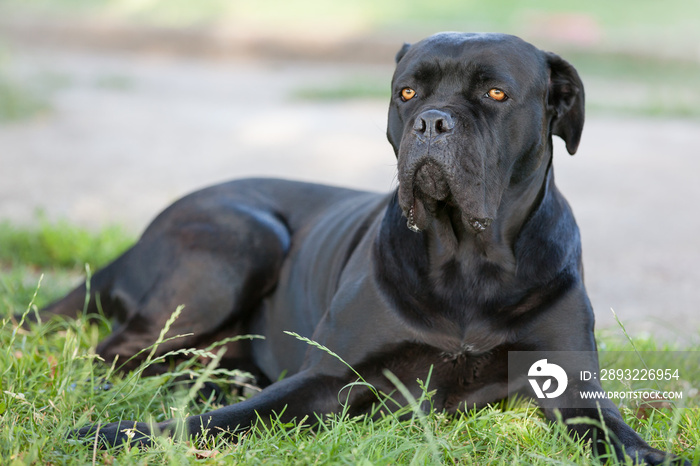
[413,110,454,136]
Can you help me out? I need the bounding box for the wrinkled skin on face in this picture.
[387,33,583,236]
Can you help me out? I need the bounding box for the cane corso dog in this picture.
[41,33,686,464]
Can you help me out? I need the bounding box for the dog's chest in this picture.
[435,317,511,358]
[425,260,527,357]
[364,341,512,411]
[421,275,519,357]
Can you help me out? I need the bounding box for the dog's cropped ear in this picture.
[545,52,585,155]
[395,43,411,63]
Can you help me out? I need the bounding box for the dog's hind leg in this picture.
[101,205,290,371]
[42,203,290,372]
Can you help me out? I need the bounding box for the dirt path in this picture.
[2,47,699,338]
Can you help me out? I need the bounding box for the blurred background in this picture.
[1,0,699,338]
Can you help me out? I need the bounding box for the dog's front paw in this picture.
[71,421,157,449]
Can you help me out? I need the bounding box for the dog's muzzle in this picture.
[399,109,494,235]
[414,160,450,201]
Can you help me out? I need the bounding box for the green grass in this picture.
[0,45,75,123]
[1,222,698,464]
[0,72,49,123]
[0,43,49,122]
[0,217,133,270]
[0,218,133,312]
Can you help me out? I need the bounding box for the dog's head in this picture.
[387,32,584,234]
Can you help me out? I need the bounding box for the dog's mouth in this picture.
[404,160,449,232]
[400,160,495,235]
[405,195,493,235]
[405,196,440,233]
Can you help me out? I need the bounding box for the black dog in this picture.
[41,32,685,464]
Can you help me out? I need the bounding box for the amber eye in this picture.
[487,88,507,101]
[400,87,416,101]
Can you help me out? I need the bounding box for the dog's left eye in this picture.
[486,88,508,101]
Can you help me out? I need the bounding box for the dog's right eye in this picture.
[400,88,416,101]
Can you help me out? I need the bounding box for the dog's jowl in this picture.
[40,32,688,464]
